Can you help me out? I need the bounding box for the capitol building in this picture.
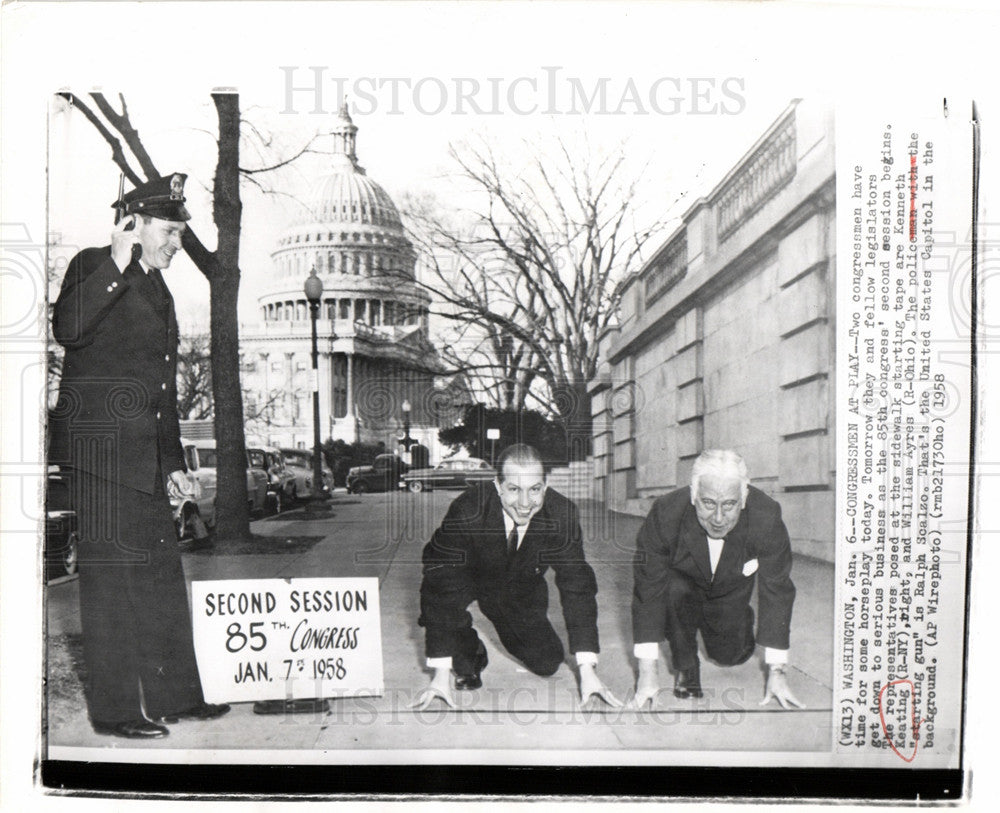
[239,105,465,456]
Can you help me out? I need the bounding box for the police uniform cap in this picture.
[112,173,191,221]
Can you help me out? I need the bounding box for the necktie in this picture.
[148,268,168,301]
[506,527,518,564]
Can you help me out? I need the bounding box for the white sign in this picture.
[191,578,383,703]
[486,428,500,440]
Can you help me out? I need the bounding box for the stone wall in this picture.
[590,100,836,562]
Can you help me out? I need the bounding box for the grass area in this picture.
[45,633,88,734]
[181,533,324,556]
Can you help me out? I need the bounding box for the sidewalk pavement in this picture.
[46,489,834,755]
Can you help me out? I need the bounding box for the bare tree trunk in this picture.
[552,379,593,460]
[210,92,250,541]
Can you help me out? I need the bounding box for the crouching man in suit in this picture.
[632,449,803,709]
[412,444,621,710]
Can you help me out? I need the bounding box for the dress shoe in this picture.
[155,702,231,724]
[673,662,704,699]
[92,719,169,739]
[454,642,489,690]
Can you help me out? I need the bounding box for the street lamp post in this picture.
[400,399,416,457]
[253,266,333,716]
[303,268,326,503]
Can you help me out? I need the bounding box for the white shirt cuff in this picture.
[764,647,788,665]
[633,642,660,660]
[575,651,598,667]
[426,656,452,670]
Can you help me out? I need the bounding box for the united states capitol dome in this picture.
[268,103,417,284]
[293,106,403,230]
[242,104,457,452]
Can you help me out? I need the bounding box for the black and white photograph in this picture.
[1,0,998,808]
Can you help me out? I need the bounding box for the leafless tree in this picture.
[402,134,665,456]
[53,91,327,540]
[175,334,213,420]
[242,386,295,440]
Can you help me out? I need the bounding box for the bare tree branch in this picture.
[401,133,666,449]
[239,130,327,175]
[55,93,143,186]
[90,92,161,179]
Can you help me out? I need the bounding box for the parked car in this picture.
[243,448,272,516]
[187,440,269,532]
[279,447,334,498]
[171,438,217,542]
[246,445,297,513]
[402,457,497,493]
[45,468,79,581]
[346,453,409,494]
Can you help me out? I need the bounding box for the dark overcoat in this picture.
[50,246,185,489]
[49,245,203,724]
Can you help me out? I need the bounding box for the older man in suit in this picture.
[50,174,228,738]
[632,449,802,708]
[413,443,620,710]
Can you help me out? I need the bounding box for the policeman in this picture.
[51,174,229,738]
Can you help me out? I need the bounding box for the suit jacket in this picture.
[632,486,795,650]
[419,483,600,659]
[49,246,186,493]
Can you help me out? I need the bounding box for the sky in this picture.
[41,5,815,334]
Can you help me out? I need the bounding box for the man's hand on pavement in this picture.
[578,663,622,710]
[633,658,661,708]
[760,666,805,709]
[410,668,456,710]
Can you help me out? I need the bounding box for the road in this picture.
[46,488,834,758]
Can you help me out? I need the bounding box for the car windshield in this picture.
[197,448,219,468]
[248,450,266,468]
